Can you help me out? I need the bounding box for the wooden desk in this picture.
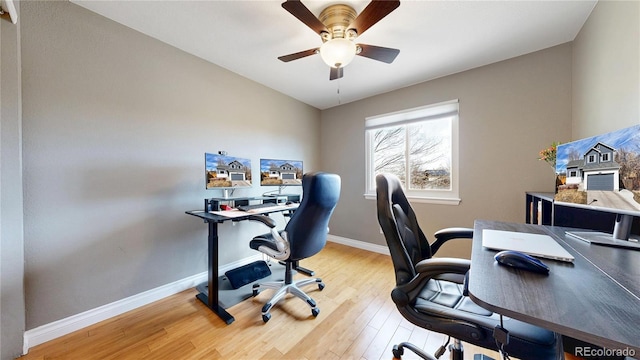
[185,204,298,325]
[468,220,640,355]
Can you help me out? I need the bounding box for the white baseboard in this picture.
[327,234,390,255]
[22,254,262,354]
[22,236,384,354]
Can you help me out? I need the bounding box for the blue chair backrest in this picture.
[286,172,341,260]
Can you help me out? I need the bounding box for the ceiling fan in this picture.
[278,0,401,80]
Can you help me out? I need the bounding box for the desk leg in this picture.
[196,221,235,325]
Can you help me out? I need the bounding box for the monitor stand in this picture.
[263,185,286,197]
[221,188,232,199]
[565,214,640,250]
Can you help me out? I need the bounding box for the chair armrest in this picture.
[430,227,473,255]
[247,214,276,228]
[247,215,290,260]
[393,258,471,306]
[415,257,470,275]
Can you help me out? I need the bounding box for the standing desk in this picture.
[185,203,298,325]
[468,220,640,355]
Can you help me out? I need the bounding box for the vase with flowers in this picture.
[538,141,562,193]
[538,142,560,169]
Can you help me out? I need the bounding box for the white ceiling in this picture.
[71,0,597,110]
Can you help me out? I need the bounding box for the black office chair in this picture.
[248,172,341,322]
[375,173,560,360]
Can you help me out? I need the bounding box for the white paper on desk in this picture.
[209,210,250,218]
[210,204,297,218]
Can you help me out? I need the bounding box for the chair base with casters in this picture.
[251,259,324,323]
[393,337,467,360]
[393,338,502,360]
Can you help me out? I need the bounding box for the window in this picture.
[588,154,596,163]
[601,153,610,162]
[364,100,460,205]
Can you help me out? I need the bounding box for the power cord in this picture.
[434,336,450,359]
[493,315,511,360]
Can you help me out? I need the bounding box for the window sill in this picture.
[364,194,461,205]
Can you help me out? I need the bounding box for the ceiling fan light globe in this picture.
[320,38,356,68]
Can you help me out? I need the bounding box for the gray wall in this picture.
[321,44,573,258]
[1,4,26,359]
[20,0,320,330]
[572,0,640,138]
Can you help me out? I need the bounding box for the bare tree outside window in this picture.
[365,101,459,203]
[408,120,450,190]
[371,117,451,190]
[373,126,406,181]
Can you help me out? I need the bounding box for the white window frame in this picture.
[364,100,460,205]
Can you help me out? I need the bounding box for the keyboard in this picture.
[236,203,281,212]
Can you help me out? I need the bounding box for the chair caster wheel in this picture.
[311,308,320,317]
[262,313,271,323]
[252,289,259,296]
[318,283,325,291]
[392,344,403,359]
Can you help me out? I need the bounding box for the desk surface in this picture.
[186,203,298,222]
[468,220,640,353]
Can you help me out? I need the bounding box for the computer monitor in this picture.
[205,153,252,198]
[555,124,640,241]
[259,158,303,193]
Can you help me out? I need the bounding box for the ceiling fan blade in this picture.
[282,0,328,35]
[329,67,343,81]
[357,44,400,64]
[348,0,400,36]
[278,48,319,62]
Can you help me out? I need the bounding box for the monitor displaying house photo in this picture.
[555,124,640,213]
[205,153,252,189]
[259,158,303,186]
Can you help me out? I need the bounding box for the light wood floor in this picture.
[20,242,513,360]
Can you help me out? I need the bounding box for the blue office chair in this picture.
[248,172,341,322]
[376,173,561,360]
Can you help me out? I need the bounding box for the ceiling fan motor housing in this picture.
[319,4,358,42]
